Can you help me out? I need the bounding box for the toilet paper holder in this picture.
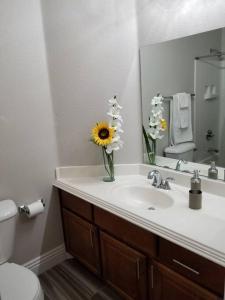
[18,199,45,215]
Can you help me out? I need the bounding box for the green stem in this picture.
[102,147,110,177]
[102,147,114,181]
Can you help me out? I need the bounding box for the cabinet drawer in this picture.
[94,207,157,258]
[60,190,93,221]
[100,231,147,300]
[153,261,222,300]
[159,238,225,296]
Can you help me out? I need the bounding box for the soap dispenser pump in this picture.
[191,170,201,190]
[208,161,218,179]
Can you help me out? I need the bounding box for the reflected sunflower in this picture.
[92,122,114,146]
[160,118,167,130]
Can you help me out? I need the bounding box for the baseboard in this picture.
[23,243,66,275]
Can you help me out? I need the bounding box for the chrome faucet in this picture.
[175,159,187,171]
[147,170,175,190]
[147,170,162,187]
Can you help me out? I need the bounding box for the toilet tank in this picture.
[0,200,17,264]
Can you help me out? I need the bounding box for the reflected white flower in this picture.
[148,94,165,140]
[149,119,160,127]
[151,95,163,105]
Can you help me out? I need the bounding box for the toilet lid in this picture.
[0,263,42,300]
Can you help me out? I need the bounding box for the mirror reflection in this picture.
[141,28,225,179]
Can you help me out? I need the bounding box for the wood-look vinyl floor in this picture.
[39,259,122,300]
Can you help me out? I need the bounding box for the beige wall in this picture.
[41,0,143,166]
[0,0,63,264]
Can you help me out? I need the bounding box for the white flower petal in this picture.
[108,97,122,109]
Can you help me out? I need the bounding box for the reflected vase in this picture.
[148,140,156,165]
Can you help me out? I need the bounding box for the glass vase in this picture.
[102,148,115,182]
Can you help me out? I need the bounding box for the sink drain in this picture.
[148,206,156,211]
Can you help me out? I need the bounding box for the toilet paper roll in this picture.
[26,200,45,218]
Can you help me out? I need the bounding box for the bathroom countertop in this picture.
[54,164,225,268]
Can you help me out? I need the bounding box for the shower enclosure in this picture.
[194,46,225,167]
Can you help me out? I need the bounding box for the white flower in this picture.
[151,95,163,105]
[108,96,123,109]
[110,121,124,133]
[106,95,123,153]
[107,110,123,122]
[148,127,163,140]
[106,139,123,154]
[149,119,160,127]
[147,94,165,140]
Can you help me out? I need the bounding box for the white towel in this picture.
[170,94,193,145]
[178,92,189,108]
[177,93,191,129]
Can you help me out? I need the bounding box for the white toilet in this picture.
[0,200,44,300]
[164,142,196,161]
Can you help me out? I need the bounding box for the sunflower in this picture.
[160,118,167,130]
[92,122,115,146]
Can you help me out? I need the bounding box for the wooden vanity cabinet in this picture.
[59,190,225,300]
[62,209,101,275]
[100,231,148,300]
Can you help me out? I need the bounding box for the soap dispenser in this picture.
[189,169,202,210]
[191,170,201,190]
[208,161,218,179]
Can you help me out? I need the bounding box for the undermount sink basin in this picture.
[112,185,174,209]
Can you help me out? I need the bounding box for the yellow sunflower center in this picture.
[98,128,110,140]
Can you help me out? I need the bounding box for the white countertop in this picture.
[54,164,225,268]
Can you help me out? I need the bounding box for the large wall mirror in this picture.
[140,28,225,180]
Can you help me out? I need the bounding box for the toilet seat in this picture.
[0,263,44,300]
[164,142,196,154]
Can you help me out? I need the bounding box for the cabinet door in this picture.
[153,261,221,300]
[100,231,147,300]
[63,209,101,275]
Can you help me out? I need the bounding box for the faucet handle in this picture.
[165,177,175,182]
[162,177,175,190]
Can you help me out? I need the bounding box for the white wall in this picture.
[0,0,63,264]
[41,0,142,166]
